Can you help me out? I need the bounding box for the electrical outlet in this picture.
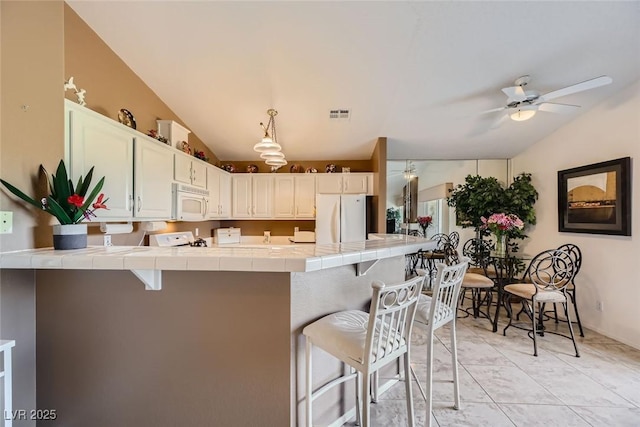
[0,211,13,234]
[596,301,604,312]
[103,235,112,247]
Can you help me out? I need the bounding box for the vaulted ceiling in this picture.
[68,1,640,162]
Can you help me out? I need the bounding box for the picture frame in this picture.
[558,157,631,236]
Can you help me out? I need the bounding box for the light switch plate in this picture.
[0,211,13,234]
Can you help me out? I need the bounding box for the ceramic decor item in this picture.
[325,163,337,173]
[246,164,259,173]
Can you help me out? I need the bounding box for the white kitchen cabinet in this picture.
[68,103,134,220]
[316,173,373,195]
[251,174,273,218]
[274,175,295,218]
[134,137,174,219]
[174,151,207,188]
[66,100,174,221]
[207,165,232,219]
[294,175,316,218]
[231,174,274,218]
[232,175,252,218]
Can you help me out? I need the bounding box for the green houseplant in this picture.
[447,173,538,244]
[386,207,401,233]
[0,159,107,249]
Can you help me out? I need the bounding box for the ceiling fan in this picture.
[484,75,613,128]
[388,161,417,179]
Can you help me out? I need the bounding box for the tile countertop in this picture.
[0,234,436,273]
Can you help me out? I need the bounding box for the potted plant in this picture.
[0,160,108,249]
[386,207,401,233]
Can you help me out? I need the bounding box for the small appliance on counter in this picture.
[214,227,242,245]
[149,231,211,247]
[290,231,316,243]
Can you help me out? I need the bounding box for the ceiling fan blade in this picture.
[489,113,509,129]
[539,75,613,102]
[501,86,526,101]
[537,102,581,113]
[480,106,507,115]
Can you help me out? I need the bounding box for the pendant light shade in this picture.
[260,150,285,160]
[255,109,287,168]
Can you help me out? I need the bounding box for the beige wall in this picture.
[63,5,219,166]
[0,1,66,424]
[511,80,640,349]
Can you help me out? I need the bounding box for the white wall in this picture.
[511,80,640,349]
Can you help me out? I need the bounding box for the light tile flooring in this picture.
[361,307,640,426]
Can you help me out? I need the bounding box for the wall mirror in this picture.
[386,159,509,239]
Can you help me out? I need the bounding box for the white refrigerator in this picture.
[315,194,366,244]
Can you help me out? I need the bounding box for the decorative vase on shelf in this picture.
[420,225,428,237]
[494,233,507,258]
[53,223,87,250]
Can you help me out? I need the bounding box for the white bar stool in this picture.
[0,340,16,427]
[303,275,424,427]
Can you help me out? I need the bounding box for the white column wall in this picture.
[511,80,640,349]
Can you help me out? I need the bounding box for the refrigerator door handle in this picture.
[331,201,340,243]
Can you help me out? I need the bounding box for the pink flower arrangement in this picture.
[480,213,524,236]
[417,216,433,227]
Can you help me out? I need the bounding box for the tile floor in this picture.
[358,307,640,426]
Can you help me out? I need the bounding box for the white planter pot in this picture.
[52,223,87,250]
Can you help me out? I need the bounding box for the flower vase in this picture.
[494,234,507,258]
[53,224,87,250]
[420,225,428,237]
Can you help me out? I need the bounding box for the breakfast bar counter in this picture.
[4,235,434,427]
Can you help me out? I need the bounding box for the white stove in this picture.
[149,231,211,247]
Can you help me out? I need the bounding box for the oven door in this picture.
[173,192,208,221]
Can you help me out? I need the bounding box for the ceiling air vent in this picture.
[329,109,350,120]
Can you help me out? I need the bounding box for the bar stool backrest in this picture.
[365,275,424,369]
[428,258,469,330]
[556,243,582,282]
[448,231,460,249]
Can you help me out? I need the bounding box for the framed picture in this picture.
[558,157,631,236]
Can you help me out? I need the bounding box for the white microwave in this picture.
[172,183,210,221]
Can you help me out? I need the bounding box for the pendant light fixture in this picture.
[254,109,286,168]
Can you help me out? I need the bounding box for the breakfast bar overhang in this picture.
[1,235,433,426]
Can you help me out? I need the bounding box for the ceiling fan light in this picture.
[265,158,288,166]
[510,108,537,122]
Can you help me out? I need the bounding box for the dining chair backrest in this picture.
[365,275,424,369]
[431,233,450,251]
[448,231,460,249]
[462,238,492,268]
[556,243,582,281]
[525,248,576,294]
[442,242,460,266]
[428,257,469,330]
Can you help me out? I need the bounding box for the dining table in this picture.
[488,251,531,332]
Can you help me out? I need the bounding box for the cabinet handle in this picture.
[128,194,134,211]
[296,206,299,216]
[219,205,222,215]
[137,196,142,212]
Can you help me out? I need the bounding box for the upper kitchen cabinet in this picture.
[232,174,274,218]
[207,164,231,219]
[294,175,316,218]
[174,151,207,188]
[273,175,316,219]
[316,173,373,195]
[66,100,174,221]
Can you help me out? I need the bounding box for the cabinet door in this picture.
[134,137,174,219]
[219,172,232,218]
[316,174,343,194]
[232,175,252,218]
[252,175,273,218]
[295,175,316,218]
[207,165,222,218]
[174,153,193,185]
[191,160,207,188]
[68,107,134,220]
[343,174,371,194]
[274,175,295,218]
